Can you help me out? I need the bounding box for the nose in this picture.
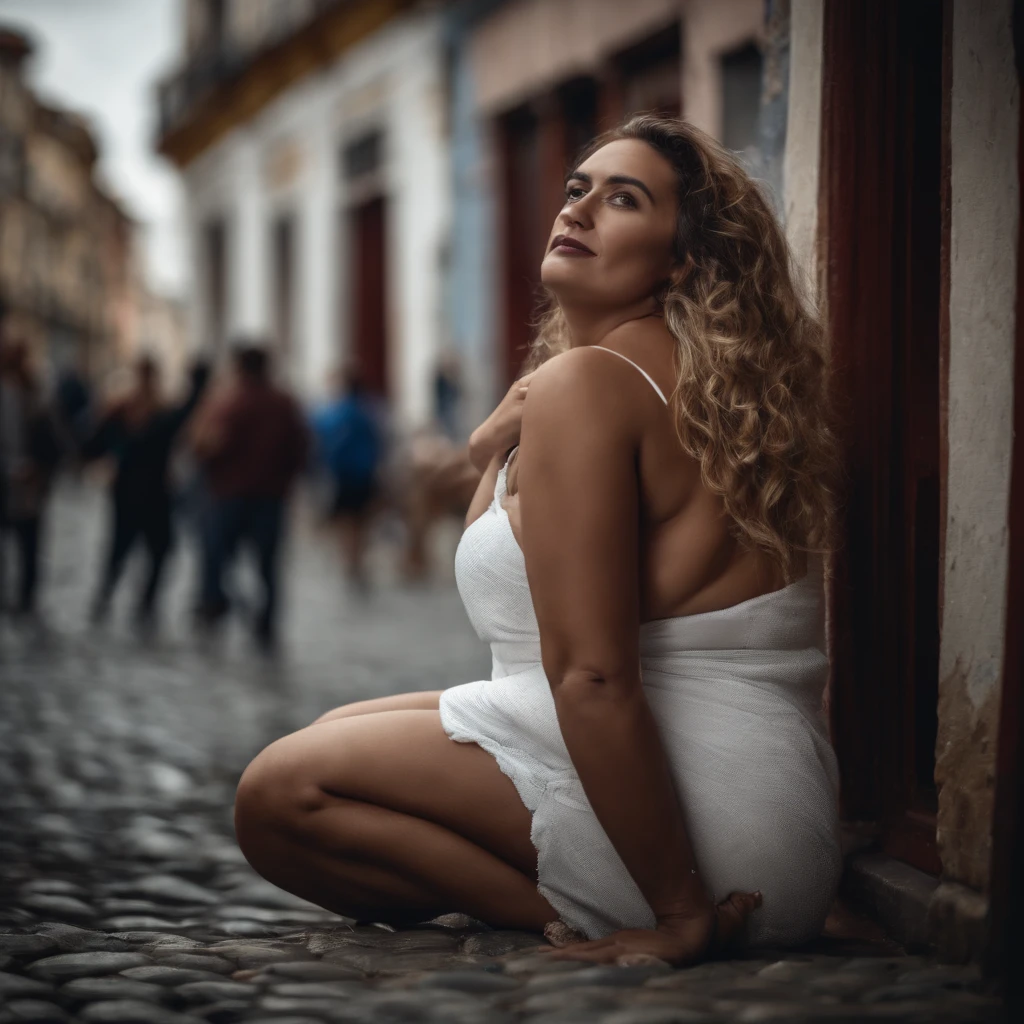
[558,194,594,231]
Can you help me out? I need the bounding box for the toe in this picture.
[728,891,761,917]
[713,891,762,953]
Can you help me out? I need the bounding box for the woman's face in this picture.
[540,138,680,308]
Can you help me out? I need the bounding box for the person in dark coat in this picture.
[192,344,308,651]
[0,337,61,618]
[84,355,210,628]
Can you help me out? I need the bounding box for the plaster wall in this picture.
[781,0,822,299]
[469,0,681,115]
[936,0,1019,891]
[470,0,762,131]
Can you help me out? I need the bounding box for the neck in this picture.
[557,296,661,348]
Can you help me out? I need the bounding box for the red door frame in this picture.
[821,0,948,873]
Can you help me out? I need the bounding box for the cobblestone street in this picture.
[0,482,1005,1023]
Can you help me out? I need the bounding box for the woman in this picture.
[234,115,841,964]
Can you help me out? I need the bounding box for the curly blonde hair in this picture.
[528,114,838,579]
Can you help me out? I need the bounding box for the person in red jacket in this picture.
[192,343,308,652]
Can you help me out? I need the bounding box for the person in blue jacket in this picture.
[311,365,383,590]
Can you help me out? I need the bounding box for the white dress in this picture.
[439,351,842,947]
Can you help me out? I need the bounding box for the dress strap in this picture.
[590,347,669,405]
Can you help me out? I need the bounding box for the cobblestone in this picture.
[59,979,168,1006]
[0,483,1006,1021]
[26,955,153,983]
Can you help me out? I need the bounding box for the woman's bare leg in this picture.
[311,690,442,725]
[235,709,556,931]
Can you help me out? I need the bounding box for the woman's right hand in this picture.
[467,371,535,472]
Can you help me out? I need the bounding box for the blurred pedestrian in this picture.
[84,355,210,630]
[0,337,61,619]
[401,430,479,581]
[311,365,383,590]
[54,364,93,450]
[433,349,463,441]
[192,343,308,652]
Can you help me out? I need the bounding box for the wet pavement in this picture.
[0,480,1005,1022]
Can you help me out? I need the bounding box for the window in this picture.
[617,23,682,119]
[207,0,227,55]
[342,130,383,182]
[271,212,296,366]
[721,42,764,156]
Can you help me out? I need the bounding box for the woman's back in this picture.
[504,319,797,623]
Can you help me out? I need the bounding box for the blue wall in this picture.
[443,0,505,433]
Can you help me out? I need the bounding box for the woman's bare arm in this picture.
[518,350,712,924]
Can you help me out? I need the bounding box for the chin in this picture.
[540,257,595,295]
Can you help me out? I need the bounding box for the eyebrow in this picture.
[564,170,656,205]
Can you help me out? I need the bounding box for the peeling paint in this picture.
[935,678,1000,891]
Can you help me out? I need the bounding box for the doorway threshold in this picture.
[842,850,939,951]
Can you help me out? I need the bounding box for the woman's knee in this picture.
[234,734,327,862]
[311,705,356,725]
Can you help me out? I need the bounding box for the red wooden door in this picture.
[822,0,947,873]
[349,195,388,396]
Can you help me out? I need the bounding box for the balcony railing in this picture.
[156,42,248,144]
[156,0,348,145]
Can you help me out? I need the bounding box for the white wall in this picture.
[781,0,823,298]
[935,0,1020,889]
[942,0,1019,712]
[387,34,449,427]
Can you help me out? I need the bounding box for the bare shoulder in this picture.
[599,318,678,378]
[526,347,643,426]
[530,345,619,387]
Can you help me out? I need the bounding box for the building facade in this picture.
[157,0,766,433]
[157,0,450,428]
[0,28,133,385]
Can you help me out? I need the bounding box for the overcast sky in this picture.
[0,0,186,296]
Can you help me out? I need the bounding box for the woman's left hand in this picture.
[544,891,762,967]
